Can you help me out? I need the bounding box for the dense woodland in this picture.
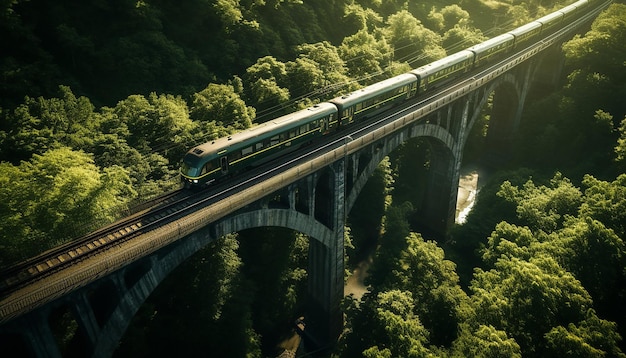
[1,0,626,357]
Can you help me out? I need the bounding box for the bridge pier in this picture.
[305,159,346,350]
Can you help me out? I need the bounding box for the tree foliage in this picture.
[0,148,135,265]
[191,83,255,130]
[470,254,595,356]
[383,10,445,67]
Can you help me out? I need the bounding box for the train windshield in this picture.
[181,154,201,177]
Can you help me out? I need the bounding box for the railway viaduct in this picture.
[0,6,607,356]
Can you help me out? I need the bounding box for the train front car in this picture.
[180,102,338,189]
[180,143,220,188]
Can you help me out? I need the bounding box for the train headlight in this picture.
[193,180,199,183]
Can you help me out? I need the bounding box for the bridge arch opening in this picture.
[48,303,89,357]
[116,224,325,357]
[474,81,521,165]
[529,46,565,100]
[389,136,455,235]
[0,332,33,357]
[314,168,336,230]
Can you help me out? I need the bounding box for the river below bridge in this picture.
[277,167,482,356]
[344,166,483,299]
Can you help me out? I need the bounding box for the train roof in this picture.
[329,73,417,107]
[410,50,474,78]
[465,33,515,54]
[507,21,542,38]
[535,10,564,25]
[560,3,581,16]
[186,102,337,159]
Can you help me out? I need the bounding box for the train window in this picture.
[271,135,280,145]
[256,142,263,151]
[290,130,296,138]
[229,151,242,162]
[300,124,308,133]
[242,146,253,156]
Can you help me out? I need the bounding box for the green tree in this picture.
[450,324,522,358]
[190,82,255,130]
[285,57,325,99]
[425,7,445,32]
[616,116,626,166]
[580,173,626,237]
[506,5,532,27]
[294,41,351,94]
[440,5,470,30]
[244,56,290,114]
[481,221,537,266]
[213,0,243,27]
[0,147,135,267]
[1,86,98,162]
[343,3,383,32]
[497,172,582,232]
[442,25,486,54]
[113,93,195,154]
[562,4,626,76]
[395,233,470,346]
[545,310,626,358]
[470,254,596,356]
[383,10,445,67]
[481,172,626,345]
[340,290,431,357]
[339,28,393,80]
[107,93,193,193]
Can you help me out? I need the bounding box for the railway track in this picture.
[0,188,197,298]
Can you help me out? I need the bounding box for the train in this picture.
[180,0,596,188]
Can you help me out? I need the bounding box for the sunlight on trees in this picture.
[190,83,255,130]
[0,148,135,265]
[383,10,445,66]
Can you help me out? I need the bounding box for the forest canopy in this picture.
[1,0,625,357]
